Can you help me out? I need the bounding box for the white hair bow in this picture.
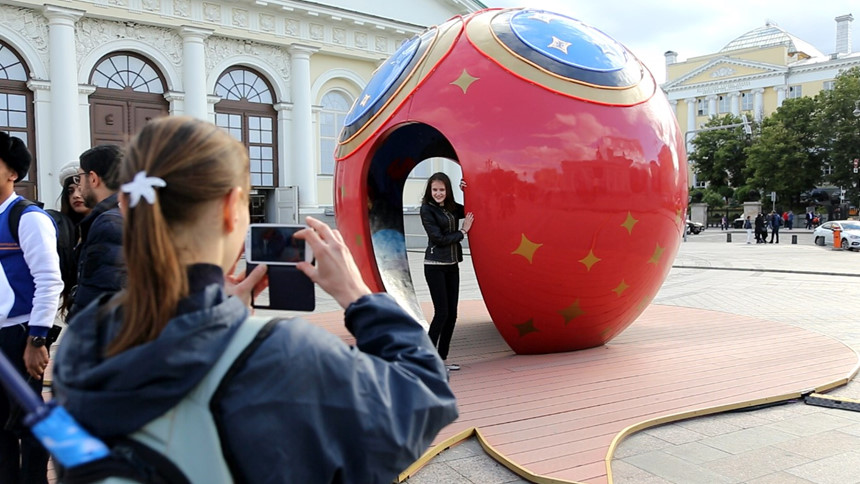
[121,171,166,207]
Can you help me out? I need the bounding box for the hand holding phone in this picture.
[294,217,371,309]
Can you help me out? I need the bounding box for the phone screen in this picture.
[248,225,306,264]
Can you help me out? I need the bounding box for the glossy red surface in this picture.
[335,9,688,354]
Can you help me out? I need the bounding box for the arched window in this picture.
[88,52,168,146]
[91,53,165,94]
[214,67,277,188]
[319,90,351,175]
[0,40,36,199]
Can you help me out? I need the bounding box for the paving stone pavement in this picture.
[261,229,860,483]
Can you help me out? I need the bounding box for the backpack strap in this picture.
[126,315,278,484]
[59,316,279,484]
[209,317,280,484]
[8,198,36,245]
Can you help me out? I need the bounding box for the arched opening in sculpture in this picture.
[366,122,457,323]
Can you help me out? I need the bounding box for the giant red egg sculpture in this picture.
[334,8,688,354]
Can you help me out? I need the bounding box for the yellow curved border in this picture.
[335,16,463,159]
[605,352,860,483]
[398,350,859,484]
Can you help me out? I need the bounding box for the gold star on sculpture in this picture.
[355,233,363,247]
[621,212,638,235]
[451,69,479,94]
[675,208,683,224]
[647,244,665,265]
[360,94,371,107]
[579,249,601,271]
[548,36,572,55]
[514,319,539,337]
[511,234,542,264]
[558,300,585,325]
[612,280,629,297]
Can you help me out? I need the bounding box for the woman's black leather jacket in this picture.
[420,202,465,264]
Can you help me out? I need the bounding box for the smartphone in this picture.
[245,224,313,266]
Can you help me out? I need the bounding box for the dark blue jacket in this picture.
[53,265,458,484]
[69,193,125,319]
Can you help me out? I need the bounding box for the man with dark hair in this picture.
[0,132,62,483]
[69,144,126,319]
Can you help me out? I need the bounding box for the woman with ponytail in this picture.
[52,117,457,483]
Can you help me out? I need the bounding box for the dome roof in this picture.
[720,21,823,57]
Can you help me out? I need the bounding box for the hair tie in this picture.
[121,171,166,208]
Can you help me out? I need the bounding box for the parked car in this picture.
[686,220,704,235]
[733,217,746,229]
[812,221,860,250]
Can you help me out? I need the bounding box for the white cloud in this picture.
[481,0,859,83]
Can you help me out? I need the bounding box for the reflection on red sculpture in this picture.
[334,8,688,354]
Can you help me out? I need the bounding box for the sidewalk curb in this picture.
[672,264,860,278]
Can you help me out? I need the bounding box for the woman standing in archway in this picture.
[420,172,473,371]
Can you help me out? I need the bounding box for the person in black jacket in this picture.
[68,145,126,320]
[420,172,474,371]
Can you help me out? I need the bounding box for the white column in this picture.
[43,6,84,181]
[179,26,212,120]
[706,95,717,118]
[775,86,786,108]
[685,98,696,132]
[729,91,740,116]
[28,80,54,205]
[289,44,320,210]
[78,85,96,151]
[275,102,293,186]
[752,88,764,121]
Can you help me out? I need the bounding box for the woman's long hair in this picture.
[59,177,87,226]
[421,172,456,212]
[106,117,249,356]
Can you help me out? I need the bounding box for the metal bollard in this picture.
[792,235,797,244]
[726,233,732,243]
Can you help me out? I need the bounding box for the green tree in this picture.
[688,114,750,188]
[815,67,860,204]
[745,96,821,207]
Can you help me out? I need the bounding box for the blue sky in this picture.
[481,1,860,83]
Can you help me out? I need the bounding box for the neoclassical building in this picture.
[662,14,860,187]
[2,0,484,221]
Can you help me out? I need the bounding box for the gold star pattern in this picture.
[558,299,585,325]
[359,94,371,107]
[511,234,542,264]
[514,319,539,337]
[675,208,683,224]
[621,212,638,235]
[355,233,363,247]
[548,36,572,55]
[647,244,665,265]
[579,249,601,272]
[612,280,629,297]
[451,69,479,94]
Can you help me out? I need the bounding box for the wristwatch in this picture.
[29,336,47,348]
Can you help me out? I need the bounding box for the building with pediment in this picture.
[1,0,484,221]
[662,14,860,187]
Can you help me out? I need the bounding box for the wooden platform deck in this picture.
[305,300,859,484]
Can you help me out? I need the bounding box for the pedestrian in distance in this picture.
[420,172,474,372]
[744,215,753,244]
[769,210,781,244]
[53,117,458,483]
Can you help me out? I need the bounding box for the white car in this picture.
[813,221,860,250]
